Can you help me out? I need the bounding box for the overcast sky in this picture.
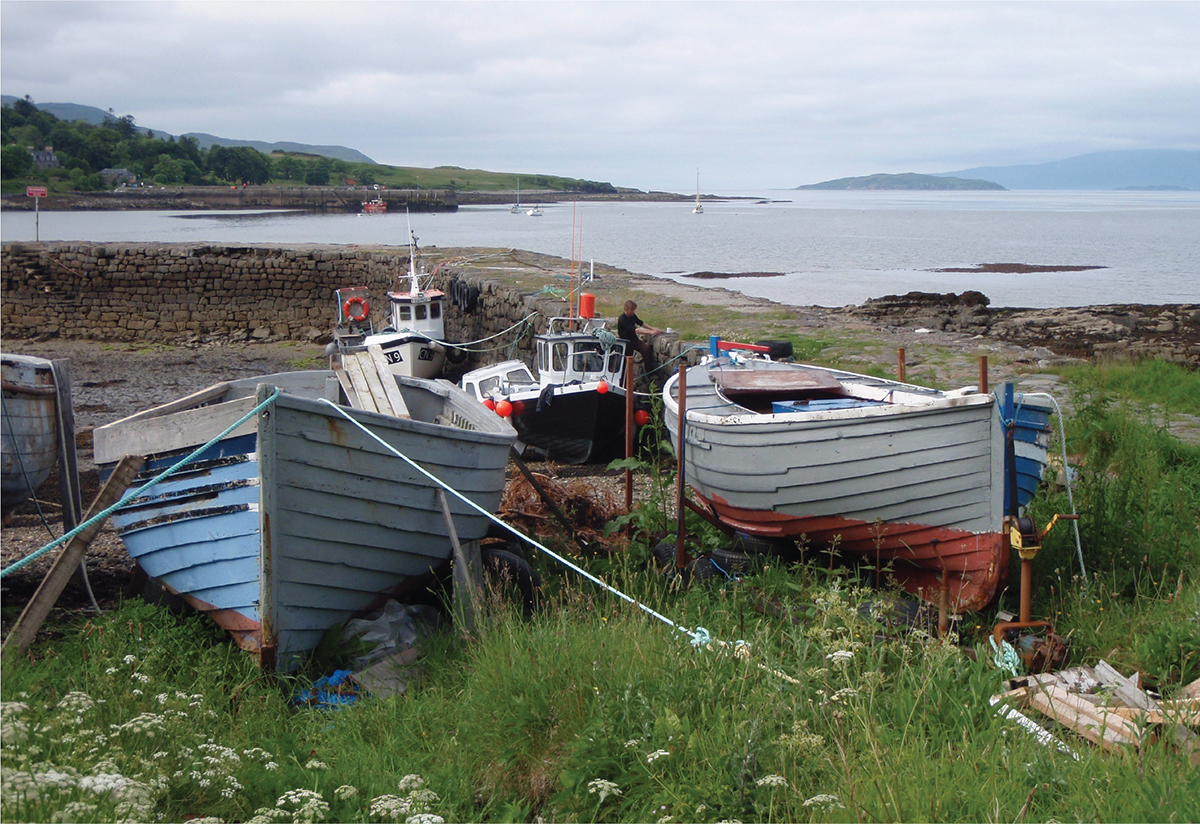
[3,1,1198,192]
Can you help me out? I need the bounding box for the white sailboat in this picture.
[526,203,544,216]
[693,168,704,214]
[510,179,522,213]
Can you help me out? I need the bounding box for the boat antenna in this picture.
[406,212,420,295]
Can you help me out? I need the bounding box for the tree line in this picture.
[1,98,362,190]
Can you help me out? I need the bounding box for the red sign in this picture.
[26,186,48,198]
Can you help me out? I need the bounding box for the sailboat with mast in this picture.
[510,179,522,214]
[693,168,704,214]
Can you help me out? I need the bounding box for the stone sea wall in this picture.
[0,241,673,372]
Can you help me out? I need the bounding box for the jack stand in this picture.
[993,514,1078,672]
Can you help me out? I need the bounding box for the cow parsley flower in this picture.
[397,774,425,792]
[755,774,788,788]
[334,784,359,801]
[803,793,845,809]
[587,778,622,803]
[647,749,670,764]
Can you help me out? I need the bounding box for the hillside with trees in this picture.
[1,98,619,195]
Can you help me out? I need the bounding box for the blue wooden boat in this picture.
[2,354,59,516]
[94,370,515,671]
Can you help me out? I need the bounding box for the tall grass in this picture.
[3,358,1198,823]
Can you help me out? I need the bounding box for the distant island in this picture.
[797,173,1005,191]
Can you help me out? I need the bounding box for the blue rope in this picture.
[1,388,281,579]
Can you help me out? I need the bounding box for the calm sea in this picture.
[3,190,1197,308]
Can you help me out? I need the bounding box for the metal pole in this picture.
[35,195,40,242]
[625,354,635,514]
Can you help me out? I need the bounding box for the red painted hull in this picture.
[698,492,1009,612]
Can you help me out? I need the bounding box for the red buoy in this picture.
[597,380,609,394]
[495,399,513,417]
[483,398,496,410]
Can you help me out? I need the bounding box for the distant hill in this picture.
[796,173,1004,191]
[180,133,374,164]
[936,150,1200,190]
[1,95,375,164]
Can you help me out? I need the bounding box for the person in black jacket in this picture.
[617,299,663,376]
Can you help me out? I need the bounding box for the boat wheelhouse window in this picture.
[478,376,502,396]
[551,343,569,372]
[415,304,428,321]
[607,350,624,374]
[429,303,441,319]
[572,342,605,374]
[398,306,412,322]
[505,368,535,385]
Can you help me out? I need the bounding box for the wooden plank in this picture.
[1095,659,1155,710]
[332,362,356,407]
[94,397,258,464]
[1027,686,1138,752]
[438,488,478,634]
[355,350,397,417]
[1182,677,1200,701]
[104,381,232,427]
[3,455,145,658]
[1046,684,1144,748]
[341,354,378,413]
[367,345,410,418]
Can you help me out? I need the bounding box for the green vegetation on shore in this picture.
[2,356,1197,823]
[1,99,617,195]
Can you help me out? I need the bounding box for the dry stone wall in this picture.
[0,241,667,373]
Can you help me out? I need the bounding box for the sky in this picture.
[2,1,1198,192]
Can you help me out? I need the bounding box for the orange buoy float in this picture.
[495,399,513,417]
[596,380,609,394]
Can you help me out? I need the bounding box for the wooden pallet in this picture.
[332,345,410,418]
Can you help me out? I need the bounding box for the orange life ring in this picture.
[343,297,370,322]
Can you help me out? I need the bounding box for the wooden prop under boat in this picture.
[95,369,515,671]
[663,350,1054,612]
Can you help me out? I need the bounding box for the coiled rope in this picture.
[1,388,282,579]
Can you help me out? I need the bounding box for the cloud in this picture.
[3,1,1197,190]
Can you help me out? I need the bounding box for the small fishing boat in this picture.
[459,313,636,464]
[526,204,544,217]
[663,341,1054,612]
[94,366,516,671]
[329,230,465,379]
[361,197,388,214]
[1,354,59,516]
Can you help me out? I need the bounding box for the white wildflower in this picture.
[132,671,151,683]
[647,748,670,764]
[51,801,98,822]
[122,654,138,665]
[276,787,329,823]
[334,784,359,801]
[826,649,854,665]
[587,778,622,803]
[407,788,440,812]
[370,793,411,818]
[755,774,788,788]
[623,738,640,749]
[397,773,425,792]
[105,666,119,675]
[1,700,31,717]
[803,793,846,809]
[247,807,291,824]
[57,691,96,713]
[304,758,328,770]
[405,816,445,824]
[1,718,29,745]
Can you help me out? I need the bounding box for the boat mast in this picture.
[406,217,420,295]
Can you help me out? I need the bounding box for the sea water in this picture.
[3,190,1196,308]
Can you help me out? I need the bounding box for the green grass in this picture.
[3,358,1197,823]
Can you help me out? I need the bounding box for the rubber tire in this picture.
[731,531,800,563]
[711,546,754,575]
[755,339,794,360]
[482,547,540,617]
[652,538,689,576]
[445,344,467,364]
[685,556,722,584]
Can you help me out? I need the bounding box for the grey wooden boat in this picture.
[95,369,515,670]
